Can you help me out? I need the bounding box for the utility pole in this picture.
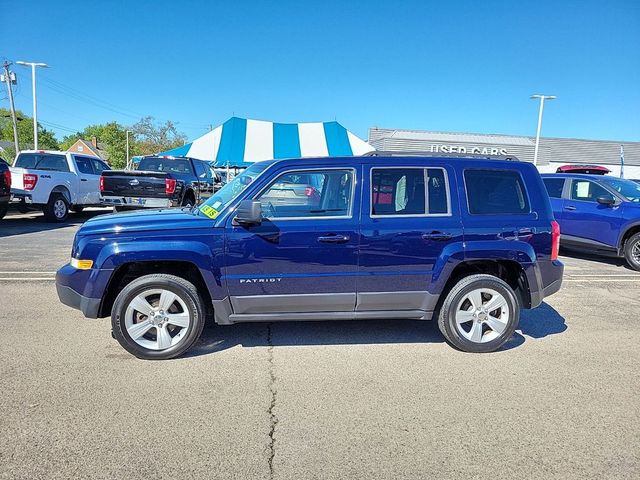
[16,61,48,149]
[530,94,556,166]
[2,61,20,155]
[126,130,132,169]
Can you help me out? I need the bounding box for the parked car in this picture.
[541,173,640,270]
[555,164,610,174]
[0,157,11,220]
[56,155,563,359]
[10,150,110,222]
[100,156,218,211]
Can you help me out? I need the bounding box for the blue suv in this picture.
[56,156,563,359]
[541,174,640,270]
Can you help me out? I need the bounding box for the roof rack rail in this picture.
[364,151,521,161]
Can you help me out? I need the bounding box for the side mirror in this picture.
[596,195,616,206]
[233,200,262,226]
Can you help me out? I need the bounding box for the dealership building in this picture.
[368,128,640,178]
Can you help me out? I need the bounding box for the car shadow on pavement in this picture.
[501,302,567,350]
[0,209,111,238]
[185,302,567,357]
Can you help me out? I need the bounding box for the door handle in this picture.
[564,205,576,211]
[317,235,350,244]
[422,232,452,241]
[80,178,87,182]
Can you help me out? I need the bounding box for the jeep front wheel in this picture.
[111,274,206,360]
[438,274,519,353]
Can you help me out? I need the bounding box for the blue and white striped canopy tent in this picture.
[159,117,374,166]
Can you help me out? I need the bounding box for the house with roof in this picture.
[67,136,109,162]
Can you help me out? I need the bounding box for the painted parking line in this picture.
[0,271,58,274]
[0,278,56,281]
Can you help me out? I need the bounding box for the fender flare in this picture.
[49,185,72,204]
[619,220,640,251]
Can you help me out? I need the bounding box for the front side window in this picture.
[570,180,611,202]
[75,157,94,175]
[543,178,565,198]
[465,169,530,214]
[258,169,353,219]
[92,159,109,174]
[193,161,208,179]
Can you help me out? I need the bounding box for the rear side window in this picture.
[465,169,530,214]
[15,153,69,172]
[75,157,94,174]
[543,178,565,198]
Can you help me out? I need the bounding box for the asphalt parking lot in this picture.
[1,208,639,479]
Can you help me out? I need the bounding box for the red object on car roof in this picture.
[555,164,611,174]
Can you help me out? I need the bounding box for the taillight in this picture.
[99,176,104,192]
[304,186,318,197]
[165,178,177,194]
[2,169,10,189]
[551,220,560,261]
[23,173,38,191]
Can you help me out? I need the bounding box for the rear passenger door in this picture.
[358,164,463,314]
[73,156,98,205]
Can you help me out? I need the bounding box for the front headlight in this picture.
[70,258,93,270]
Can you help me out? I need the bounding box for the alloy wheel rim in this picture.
[632,241,640,263]
[124,288,191,351]
[454,288,509,344]
[54,199,66,218]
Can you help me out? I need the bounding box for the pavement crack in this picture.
[266,323,278,479]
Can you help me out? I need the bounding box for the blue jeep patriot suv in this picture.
[56,155,563,359]
[541,174,640,270]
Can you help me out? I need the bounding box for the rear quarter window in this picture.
[464,169,530,214]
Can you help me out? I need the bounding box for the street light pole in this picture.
[530,94,556,166]
[16,61,48,150]
[126,130,131,169]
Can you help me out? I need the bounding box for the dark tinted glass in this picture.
[465,169,530,214]
[75,157,94,174]
[193,161,208,178]
[427,168,449,214]
[92,159,109,174]
[15,153,69,172]
[138,158,193,174]
[543,178,565,198]
[371,168,426,215]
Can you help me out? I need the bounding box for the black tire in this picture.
[111,274,206,360]
[437,274,519,353]
[17,202,29,214]
[623,232,640,271]
[181,193,195,208]
[43,193,69,222]
[0,203,7,220]
[70,206,84,213]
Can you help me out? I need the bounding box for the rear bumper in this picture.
[10,190,32,203]
[101,196,175,208]
[530,260,564,308]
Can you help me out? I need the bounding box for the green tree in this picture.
[131,116,188,157]
[0,108,59,160]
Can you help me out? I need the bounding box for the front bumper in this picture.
[56,283,101,318]
[101,196,175,208]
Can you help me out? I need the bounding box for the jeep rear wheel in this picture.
[623,232,640,271]
[438,274,519,353]
[111,274,205,360]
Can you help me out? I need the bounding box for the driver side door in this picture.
[223,166,360,318]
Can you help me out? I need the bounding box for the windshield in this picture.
[601,177,640,202]
[197,162,272,219]
[138,157,193,174]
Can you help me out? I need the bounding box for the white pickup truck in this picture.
[10,150,111,222]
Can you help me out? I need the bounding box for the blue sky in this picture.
[2,0,639,142]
